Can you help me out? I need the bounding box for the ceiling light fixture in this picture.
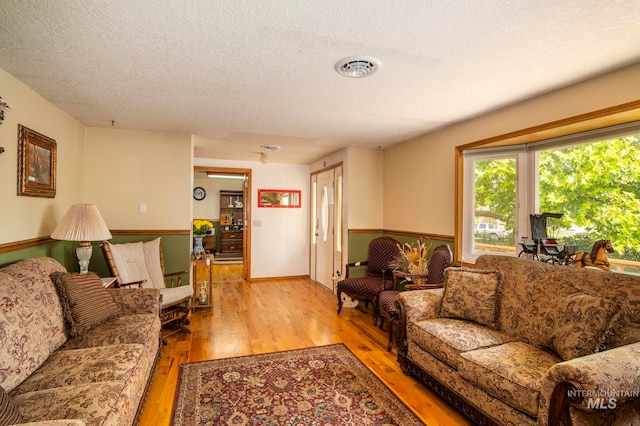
[260,145,280,152]
[206,173,245,180]
[335,56,381,78]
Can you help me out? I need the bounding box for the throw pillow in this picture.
[0,386,23,425]
[439,268,504,328]
[538,290,619,361]
[51,272,121,337]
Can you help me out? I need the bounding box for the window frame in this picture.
[455,100,640,266]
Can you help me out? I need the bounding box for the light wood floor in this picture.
[139,276,472,426]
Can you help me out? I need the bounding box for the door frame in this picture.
[194,166,252,280]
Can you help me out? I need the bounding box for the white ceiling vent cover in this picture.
[335,56,381,78]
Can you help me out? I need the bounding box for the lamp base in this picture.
[76,242,92,274]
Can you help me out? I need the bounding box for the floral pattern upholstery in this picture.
[1,258,68,354]
[439,268,504,327]
[400,254,640,426]
[407,342,537,426]
[410,318,514,369]
[0,257,162,426]
[459,342,561,417]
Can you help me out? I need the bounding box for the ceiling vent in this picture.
[335,56,381,78]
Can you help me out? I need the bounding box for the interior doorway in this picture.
[193,166,252,281]
[310,164,343,292]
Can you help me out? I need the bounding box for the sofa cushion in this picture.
[11,342,156,426]
[0,386,23,425]
[535,288,619,361]
[410,318,514,369]
[61,314,161,353]
[11,344,147,395]
[0,272,53,392]
[459,342,561,417]
[12,381,136,425]
[0,258,68,354]
[440,268,504,327]
[51,272,121,337]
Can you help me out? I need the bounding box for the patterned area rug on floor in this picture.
[171,343,425,425]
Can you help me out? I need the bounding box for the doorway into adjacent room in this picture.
[193,166,251,281]
[310,164,343,292]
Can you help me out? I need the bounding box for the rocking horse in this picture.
[571,239,615,271]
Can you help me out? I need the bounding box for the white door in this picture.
[314,169,335,291]
[310,166,343,291]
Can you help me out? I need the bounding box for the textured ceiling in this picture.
[1,0,639,164]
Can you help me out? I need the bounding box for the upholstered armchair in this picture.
[377,244,452,350]
[336,236,400,324]
[102,237,193,339]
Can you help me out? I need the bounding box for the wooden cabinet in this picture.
[219,190,244,257]
[220,230,243,255]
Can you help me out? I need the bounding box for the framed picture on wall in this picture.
[17,124,57,198]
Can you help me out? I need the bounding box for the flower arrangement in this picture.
[0,97,10,125]
[193,219,214,235]
[390,238,432,275]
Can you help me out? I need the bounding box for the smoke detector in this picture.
[261,145,280,152]
[335,56,381,78]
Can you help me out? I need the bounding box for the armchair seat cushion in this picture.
[378,290,399,316]
[458,342,561,417]
[160,285,194,306]
[411,318,514,369]
[337,277,384,299]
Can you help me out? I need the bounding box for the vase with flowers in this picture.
[192,219,213,256]
[390,238,431,284]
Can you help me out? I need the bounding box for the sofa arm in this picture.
[539,341,640,426]
[107,288,162,316]
[396,288,444,355]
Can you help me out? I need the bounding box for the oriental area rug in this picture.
[171,343,425,425]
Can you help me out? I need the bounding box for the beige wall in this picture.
[0,68,85,244]
[384,63,640,236]
[193,174,244,220]
[84,128,192,230]
[346,147,384,229]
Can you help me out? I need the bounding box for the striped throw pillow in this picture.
[51,272,121,337]
[0,386,22,425]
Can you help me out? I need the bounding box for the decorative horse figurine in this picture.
[572,239,615,271]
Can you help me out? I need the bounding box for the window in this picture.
[460,120,640,275]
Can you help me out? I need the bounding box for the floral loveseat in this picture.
[0,257,162,425]
[397,254,640,425]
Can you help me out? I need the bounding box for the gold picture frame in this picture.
[17,125,57,198]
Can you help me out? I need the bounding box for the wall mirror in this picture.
[258,189,301,208]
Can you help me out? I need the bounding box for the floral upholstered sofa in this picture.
[397,254,640,426]
[0,257,162,426]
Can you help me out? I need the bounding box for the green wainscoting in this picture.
[0,242,66,269]
[0,234,192,285]
[347,231,454,278]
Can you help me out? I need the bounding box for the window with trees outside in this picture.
[461,121,640,275]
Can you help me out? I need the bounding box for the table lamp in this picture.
[51,204,112,273]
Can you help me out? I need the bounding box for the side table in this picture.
[192,257,213,311]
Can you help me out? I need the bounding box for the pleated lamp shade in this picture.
[51,204,112,273]
[51,204,112,242]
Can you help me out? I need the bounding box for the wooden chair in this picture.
[336,236,400,325]
[102,237,193,340]
[377,244,452,351]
